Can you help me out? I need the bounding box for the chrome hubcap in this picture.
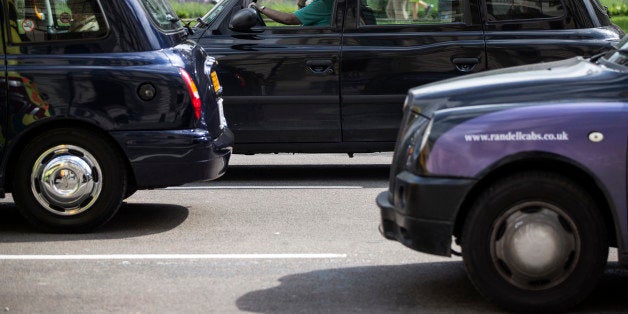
[491,202,579,290]
[31,145,102,216]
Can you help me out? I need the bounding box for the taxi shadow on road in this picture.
[0,201,188,241]
[215,164,390,186]
[236,261,498,313]
[236,261,628,313]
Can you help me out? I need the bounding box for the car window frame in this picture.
[599,39,628,72]
[1,1,6,53]
[5,0,110,45]
[198,0,233,28]
[1,1,7,157]
[481,0,567,25]
[1,1,5,60]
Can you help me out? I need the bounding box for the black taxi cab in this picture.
[190,0,623,155]
[1,0,233,232]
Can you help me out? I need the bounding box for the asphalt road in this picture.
[0,153,626,313]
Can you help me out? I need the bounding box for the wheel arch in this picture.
[452,153,620,249]
[2,119,137,194]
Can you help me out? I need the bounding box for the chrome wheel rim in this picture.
[491,201,579,290]
[30,145,102,216]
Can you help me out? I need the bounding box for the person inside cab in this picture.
[249,0,333,26]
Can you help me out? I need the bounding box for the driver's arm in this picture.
[251,3,301,25]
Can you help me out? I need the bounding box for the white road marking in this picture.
[0,253,347,260]
[164,186,362,190]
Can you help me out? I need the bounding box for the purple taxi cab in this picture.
[377,36,628,311]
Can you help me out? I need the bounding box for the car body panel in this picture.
[110,128,233,187]
[341,0,485,143]
[427,103,627,253]
[482,0,623,68]
[1,6,5,158]
[195,17,342,144]
[427,103,627,179]
[5,51,193,133]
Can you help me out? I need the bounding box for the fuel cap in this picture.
[138,83,156,101]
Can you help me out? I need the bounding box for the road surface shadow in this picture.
[577,262,628,312]
[206,164,390,188]
[237,261,498,313]
[0,201,188,241]
[236,261,628,313]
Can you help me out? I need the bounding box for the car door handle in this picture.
[306,60,334,75]
[452,58,480,73]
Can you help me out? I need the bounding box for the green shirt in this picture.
[294,0,334,26]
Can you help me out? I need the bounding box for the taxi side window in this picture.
[7,0,107,44]
[360,0,464,26]
[486,0,565,22]
[141,0,183,32]
[261,0,335,28]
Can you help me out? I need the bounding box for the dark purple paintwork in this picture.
[377,35,628,311]
[379,37,628,262]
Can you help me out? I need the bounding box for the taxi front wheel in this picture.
[13,128,127,233]
[461,171,608,313]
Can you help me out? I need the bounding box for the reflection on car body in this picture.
[377,35,628,312]
[190,0,624,154]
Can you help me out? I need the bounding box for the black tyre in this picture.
[13,128,127,233]
[461,171,608,312]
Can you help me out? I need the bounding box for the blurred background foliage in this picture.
[169,1,213,18]
[601,0,627,32]
[602,0,627,16]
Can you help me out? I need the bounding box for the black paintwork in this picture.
[190,0,623,154]
[0,0,233,194]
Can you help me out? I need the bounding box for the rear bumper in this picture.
[112,128,233,188]
[377,171,475,256]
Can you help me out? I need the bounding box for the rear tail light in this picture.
[179,68,202,120]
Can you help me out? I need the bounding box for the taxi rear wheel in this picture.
[461,171,608,312]
[13,128,126,233]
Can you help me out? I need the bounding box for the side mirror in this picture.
[229,8,259,31]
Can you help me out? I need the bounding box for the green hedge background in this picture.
[603,0,628,31]
[169,0,628,32]
[169,1,211,19]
